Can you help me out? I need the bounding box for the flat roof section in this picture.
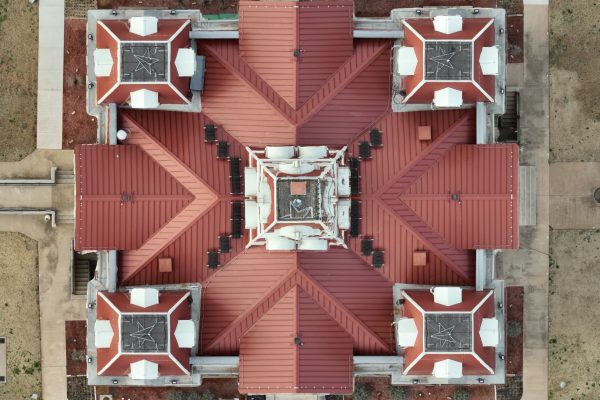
[121,314,168,353]
[121,42,168,83]
[425,41,472,81]
[424,313,472,353]
[276,179,321,222]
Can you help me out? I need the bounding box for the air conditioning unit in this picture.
[99,395,113,400]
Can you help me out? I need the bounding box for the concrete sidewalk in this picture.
[37,0,65,150]
[497,4,550,400]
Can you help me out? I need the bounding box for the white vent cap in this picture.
[432,286,462,306]
[433,15,463,35]
[130,89,159,109]
[175,48,196,77]
[174,320,196,348]
[129,16,158,37]
[479,46,499,75]
[130,359,159,380]
[93,49,114,77]
[432,359,463,378]
[94,320,114,348]
[479,317,499,347]
[433,87,463,108]
[396,47,418,76]
[130,288,159,308]
[395,318,418,347]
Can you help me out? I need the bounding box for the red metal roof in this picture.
[402,289,496,375]
[402,18,496,104]
[77,2,518,389]
[95,290,192,376]
[95,20,191,105]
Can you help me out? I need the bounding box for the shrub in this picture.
[453,388,470,400]
[353,383,373,400]
[390,385,407,400]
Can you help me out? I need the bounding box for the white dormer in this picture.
[479,317,499,347]
[395,318,418,347]
[93,49,113,77]
[130,287,159,308]
[130,360,159,380]
[479,46,499,75]
[396,47,418,76]
[129,16,158,37]
[432,286,462,306]
[432,359,463,378]
[174,320,196,348]
[433,87,463,108]
[433,15,463,35]
[175,48,197,77]
[94,320,114,348]
[130,89,159,109]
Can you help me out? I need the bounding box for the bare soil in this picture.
[0,232,42,400]
[107,378,240,399]
[0,0,38,161]
[63,19,97,148]
[550,1,600,162]
[548,230,600,399]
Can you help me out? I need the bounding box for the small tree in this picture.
[353,383,373,400]
[390,385,407,400]
[453,388,470,400]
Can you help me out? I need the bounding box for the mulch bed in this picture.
[66,320,88,376]
[67,376,95,400]
[98,0,238,12]
[354,377,495,400]
[107,378,240,400]
[505,286,523,375]
[506,15,524,64]
[63,19,98,149]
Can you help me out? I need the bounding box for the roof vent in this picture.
[479,46,499,75]
[207,251,220,269]
[395,318,418,347]
[432,287,462,306]
[479,317,499,347]
[395,47,418,76]
[94,320,114,348]
[130,89,159,109]
[432,359,463,378]
[433,15,463,35]
[433,87,463,108]
[116,129,128,142]
[93,49,114,77]
[130,359,159,380]
[129,16,158,37]
[175,48,196,77]
[174,320,196,348]
[130,288,159,308]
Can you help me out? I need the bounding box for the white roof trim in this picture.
[471,18,495,42]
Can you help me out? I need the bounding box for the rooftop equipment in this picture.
[174,48,196,77]
[93,49,114,77]
[298,238,329,251]
[433,15,463,35]
[229,157,242,194]
[298,146,328,159]
[217,141,229,159]
[395,46,418,76]
[432,286,463,306]
[219,235,231,253]
[204,124,217,142]
[349,157,361,195]
[361,237,374,256]
[129,16,158,37]
[370,128,383,147]
[130,359,159,380]
[130,88,159,109]
[359,141,372,160]
[207,251,219,268]
[265,235,296,251]
[372,250,384,268]
[265,146,295,159]
[231,201,243,238]
[130,288,159,308]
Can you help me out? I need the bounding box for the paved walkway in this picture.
[549,162,600,229]
[497,4,550,400]
[37,0,65,149]
[0,150,82,400]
